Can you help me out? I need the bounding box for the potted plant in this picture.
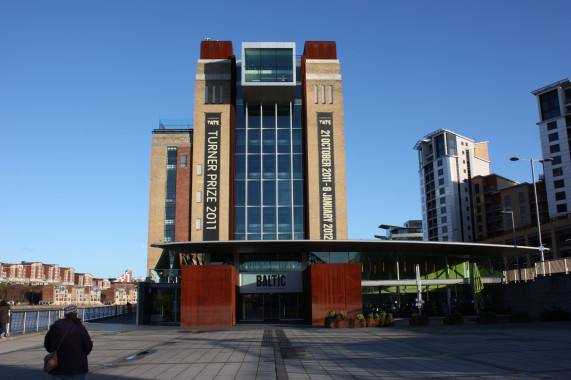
[334,310,350,328]
[444,312,464,325]
[410,313,429,326]
[356,313,365,327]
[385,312,394,326]
[325,310,338,328]
[477,311,496,324]
[367,312,381,327]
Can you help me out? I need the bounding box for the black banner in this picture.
[203,113,221,240]
[317,113,336,240]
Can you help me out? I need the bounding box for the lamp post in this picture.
[510,156,553,275]
[500,210,516,247]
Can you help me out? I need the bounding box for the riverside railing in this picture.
[503,257,571,282]
[7,305,131,335]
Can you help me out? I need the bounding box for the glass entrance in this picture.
[263,293,279,320]
[240,292,303,321]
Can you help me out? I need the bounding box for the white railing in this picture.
[6,305,133,335]
[504,257,571,282]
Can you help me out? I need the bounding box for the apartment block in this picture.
[532,78,571,218]
[414,129,491,241]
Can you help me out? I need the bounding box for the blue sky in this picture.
[1,1,570,279]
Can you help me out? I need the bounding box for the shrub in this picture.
[339,310,348,321]
[356,313,365,320]
[367,313,374,320]
[325,310,338,327]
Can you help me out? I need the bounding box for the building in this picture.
[147,40,347,272]
[141,41,544,326]
[147,119,193,273]
[414,129,491,241]
[532,78,571,218]
[375,220,422,240]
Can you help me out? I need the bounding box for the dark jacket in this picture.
[44,317,93,375]
[0,305,9,324]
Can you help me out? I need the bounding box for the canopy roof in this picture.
[151,239,542,258]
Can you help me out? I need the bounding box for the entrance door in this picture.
[263,293,279,320]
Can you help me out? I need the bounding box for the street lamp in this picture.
[509,156,553,274]
[500,210,516,247]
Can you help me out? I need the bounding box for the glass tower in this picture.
[234,59,305,240]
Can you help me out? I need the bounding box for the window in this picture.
[435,134,445,158]
[180,154,187,168]
[520,206,525,214]
[442,236,448,241]
[505,195,511,207]
[557,204,568,213]
[329,85,333,104]
[521,217,527,224]
[550,144,560,154]
[442,226,448,233]
[556,191,566,201]
[196,219,202,230]
[441,216,447,223]
[555,179,565,189]
[440,197,446,204]
[196,191,202,203]
[547,121,558,130]
[476,196,481,203]
[475,184,480,193]
[314,86,318,104]
[439,178,444,185]
[519,192,524,203]
[197,164,203,175]
[441,207,446,214]
[438,160,443,167]
[552,155,562,165]
[548,132,559,142]
[539,90,560,121]
[439,188,445,195]
[438,169,444,176]
[205,86,209,104]
[553,167,563,177]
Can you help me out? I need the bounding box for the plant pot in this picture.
[366,319,381,327]
[333,320,350,328]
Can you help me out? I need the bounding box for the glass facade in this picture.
[164,147,177,242]
[243,48,294,83]
[235,62,305,241]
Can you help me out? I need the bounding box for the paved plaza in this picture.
[1,319,571,379]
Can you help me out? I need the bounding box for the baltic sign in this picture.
[203,113,221,240]
[317,113,336,240]
[239,272,302,293]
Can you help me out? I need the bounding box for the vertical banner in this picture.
[203,113,221,240]
[317,113,336,240]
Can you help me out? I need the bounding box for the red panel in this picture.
[305,264,362,325]
[200,41,234,59]
[181,265,237,326]
[175,147,191,241]
[303,41,337,60]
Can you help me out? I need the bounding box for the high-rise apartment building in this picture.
[147,41,348,275]
[532,78,571,218]
[414,130,490,241]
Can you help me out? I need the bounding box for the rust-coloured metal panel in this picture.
[175,147,192,241]
[200,41,234,59]
[305,263,362,325]
[303,41,337,60]
[181,265,237,326]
